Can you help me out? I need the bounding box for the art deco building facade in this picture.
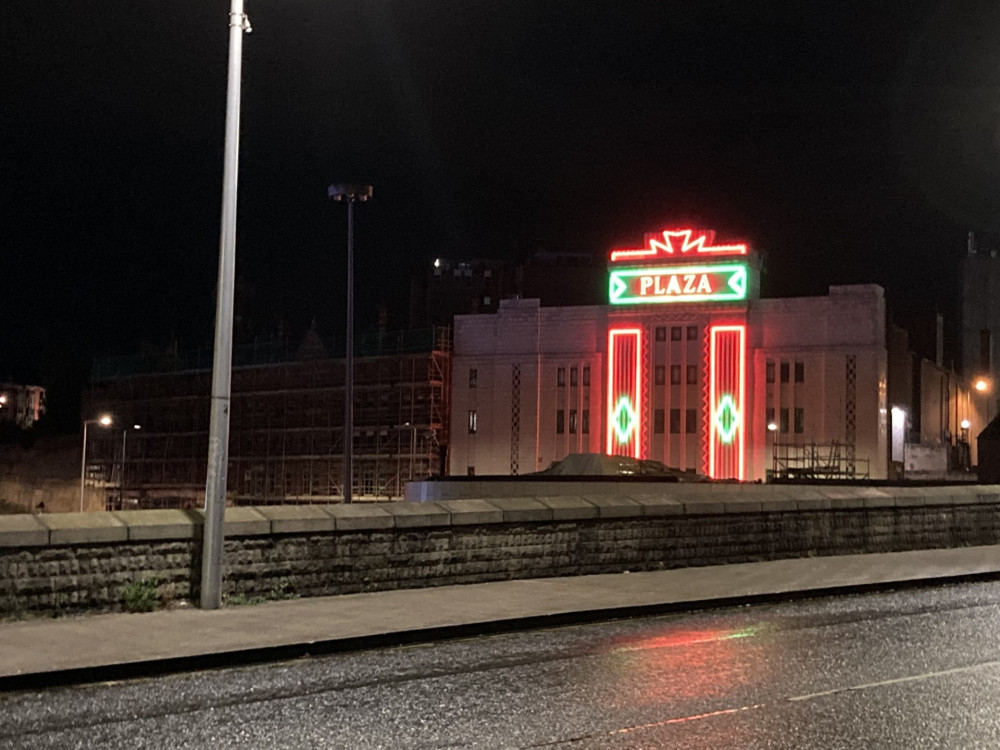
[450,228,981,481]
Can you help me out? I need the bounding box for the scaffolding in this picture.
[87,327,452,508]
[770,441,870,481]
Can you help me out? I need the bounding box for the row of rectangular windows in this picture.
[468,409,592,435]
[655,326,699,342]
[767,406,805,433]
[653,408,698,434]
[656,364,698,385]
[766,360,805,384]
[467,367,594,388]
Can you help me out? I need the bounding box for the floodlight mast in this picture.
[328,183,373,504]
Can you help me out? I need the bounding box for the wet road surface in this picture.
[3,580,1000,748]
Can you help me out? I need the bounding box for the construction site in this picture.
[83,327,451,509]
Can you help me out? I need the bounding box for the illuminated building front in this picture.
[450,227,905,481]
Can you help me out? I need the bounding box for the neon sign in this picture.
[607,328,642,458]
[609,263,747,305]
[610,229,748,263]
[708,324,746,480]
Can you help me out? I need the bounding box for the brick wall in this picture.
[1,486,999,617]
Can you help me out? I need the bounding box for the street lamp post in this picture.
[328,183,373,504]
[80,415,113,512]
[767,422,778,477]
[201,0,252,611]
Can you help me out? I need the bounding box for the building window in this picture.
[670,365,681,385]
[669,408,681,434]
[582,409,590,434]
[569,409,578,434]
[780,408,789,433]
[766,406,775,424]
[467,466,475,476]
[484,269,492,278]
[671,326,682,341]
[686,326,698,341]
[557,367,566,387]
[795,361,804,383]
[556,409,565,434]
[654,409,665,434]
[686,365,697,384]
[582,366,590,387]
[766,361,775,384]
[794,407,804,434]
[468,410,477,434]
[655,326,667,341]
[685,408,697,434]
[655,366,666,385]
[570,367,578,387]
[780,362,790,383]
[483,296,492,306]
[469,368,477,388]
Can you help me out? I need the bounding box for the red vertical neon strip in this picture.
[708,324,746,480]
[607,328,642,458]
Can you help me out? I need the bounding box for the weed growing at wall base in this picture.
[121,578,159,613]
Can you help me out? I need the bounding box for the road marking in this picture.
[526,659,1000,746]
[788,659,1000,702]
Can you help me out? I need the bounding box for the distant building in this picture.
[0,383,45,429]
[408,249,607,329]
[450,227,981,482]
[962,231,1000,381]
[83,327,451,509]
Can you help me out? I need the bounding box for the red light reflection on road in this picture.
[602,625,767,707]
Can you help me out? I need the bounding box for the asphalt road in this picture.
[3,581,1000,749]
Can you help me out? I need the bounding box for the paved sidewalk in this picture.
[2,545,999,690]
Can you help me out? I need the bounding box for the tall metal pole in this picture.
[120,428,127,507]
[328,184,371,504]
[79,420,89,513]
[201,0,250,610]
[344,199,354,503]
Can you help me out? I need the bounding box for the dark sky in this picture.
[5,1,1000,394]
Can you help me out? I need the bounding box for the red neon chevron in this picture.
[610,229,748,263]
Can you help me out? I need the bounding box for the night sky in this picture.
[5,1,1000,421]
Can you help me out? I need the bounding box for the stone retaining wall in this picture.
[1,485,999,617]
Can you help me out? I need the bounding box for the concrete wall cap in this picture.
[580,495,641,518]
[535,496,598,520]
[892,493,927,507]
[324,504,394,530]
[723,500,763,513]
[630,496,684,516]
[39,512,128,545]
[680,497,727,515]
[828,495,866,509]
[0,514,49,547]
[190,507,270,536]
[383,502,450,528]
[436,498,504,525]
[255,505,337,534]
[112,509,201,541]
[863,493,897,508]
[796,496,832,510]
[487,497,553,523]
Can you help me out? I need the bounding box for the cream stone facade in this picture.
[451,285,894,481]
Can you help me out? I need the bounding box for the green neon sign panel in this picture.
[608,263,748,305]
[611,395,638,444]
[712,394,740,444]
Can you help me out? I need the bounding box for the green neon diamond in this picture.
[712,394,740,444]
[611,396,638,444]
